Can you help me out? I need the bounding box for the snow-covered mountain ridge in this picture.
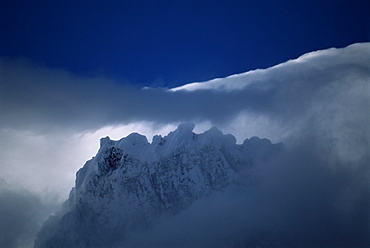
[34,124,282,248]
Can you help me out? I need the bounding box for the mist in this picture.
[0,180,59,248]
[0,43,369,247]
[124,135,369,247]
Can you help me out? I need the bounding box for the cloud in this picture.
[1,43,369,137]
[0,58,244,132]
[125,141,370,247]
[0,43,369,247]
[0,180,58,248]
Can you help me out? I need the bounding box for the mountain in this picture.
[34,123,283,248]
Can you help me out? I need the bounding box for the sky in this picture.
[1,0,369,87]
[0,1,369,247]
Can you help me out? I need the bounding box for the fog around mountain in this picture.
[0,43,369,247]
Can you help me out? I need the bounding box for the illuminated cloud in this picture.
[1,42,369,196]
[0,43,369,247]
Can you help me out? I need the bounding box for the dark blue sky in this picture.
[2,0,369,87]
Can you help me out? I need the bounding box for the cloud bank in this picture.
[1,44,369,141]
[124,136,369,247]
[0,180,58,248]
[1,43,369,247]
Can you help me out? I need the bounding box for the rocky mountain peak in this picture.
[35,124,282,248]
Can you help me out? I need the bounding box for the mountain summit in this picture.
[35,124,282,248]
